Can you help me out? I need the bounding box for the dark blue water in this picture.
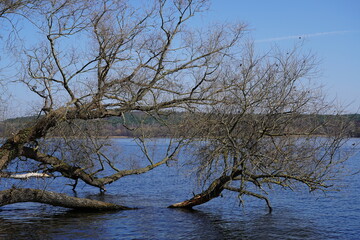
[0,138,359,239]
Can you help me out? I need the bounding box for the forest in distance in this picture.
[2,112,360,139]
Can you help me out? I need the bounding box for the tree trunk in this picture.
[0,188,132,211]
[168,174,233,209]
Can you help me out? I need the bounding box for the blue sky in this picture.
[203,0,360,111]
[1,0,360,116]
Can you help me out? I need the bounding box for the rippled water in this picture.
[1,138,359,239]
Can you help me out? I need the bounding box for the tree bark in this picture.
[168,174,233,209]
[0,109,64,170]
[0,188,132,211]
[0,107,115,171]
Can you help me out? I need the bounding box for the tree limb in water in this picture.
[168,173,237,209]
[0,188,132,211]
[169,170,273,213]
[224,186,273,213]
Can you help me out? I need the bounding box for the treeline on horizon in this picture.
[1,112,360,138]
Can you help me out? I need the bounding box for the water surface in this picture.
[0,138,359,239]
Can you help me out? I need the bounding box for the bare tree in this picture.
[0,0,246,209]
[169,44,352,212]
[0,0,35,17]
[0,0,352,212]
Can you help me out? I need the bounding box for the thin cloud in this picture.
[256,30,356,43]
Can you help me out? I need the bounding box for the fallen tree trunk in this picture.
[0,188,132,211]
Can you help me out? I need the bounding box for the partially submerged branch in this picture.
[224,186,272,213]
[169,172,240,209]
[0,188,132,211]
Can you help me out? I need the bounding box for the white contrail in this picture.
[256,30,356,43]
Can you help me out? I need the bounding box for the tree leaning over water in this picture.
[0,0,352,211]
[0,0,246,209]
[169,44,351,212]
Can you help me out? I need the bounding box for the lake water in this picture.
[0,138,359,239]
